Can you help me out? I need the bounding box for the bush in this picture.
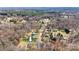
[64,28,70,34]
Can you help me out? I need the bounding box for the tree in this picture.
[64,28,70,34]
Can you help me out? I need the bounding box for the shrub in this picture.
[64,28,70,34]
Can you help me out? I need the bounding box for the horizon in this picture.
[0,7,78,16]
[0,7,79,12]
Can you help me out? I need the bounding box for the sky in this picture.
[0,0,79,7]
